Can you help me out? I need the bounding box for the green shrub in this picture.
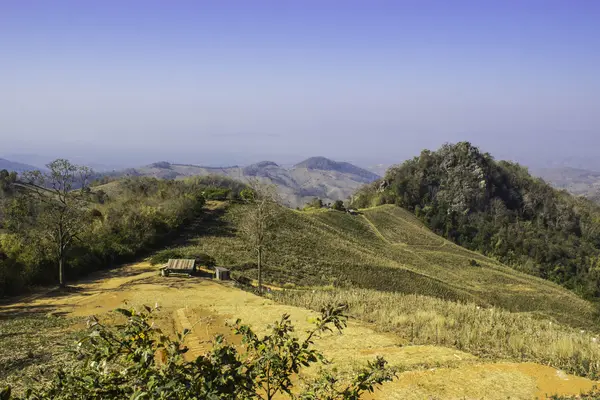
[469,259,480,267]
[202,187,231,200]
[194,253,216,268]
[149,249,185,265]
[332,200,346,212]
[0,305,395,399]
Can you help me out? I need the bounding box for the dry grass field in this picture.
[0,261,596,399]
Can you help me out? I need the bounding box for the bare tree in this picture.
[238,179,281,293]
[19,159,92,288]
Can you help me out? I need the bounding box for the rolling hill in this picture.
[109,157,379,208]
[351,142,600,300]
[166,202,596,329]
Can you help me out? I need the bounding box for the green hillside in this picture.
[351,142,600,300]
[168,202,597,329]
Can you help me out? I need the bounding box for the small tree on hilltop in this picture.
[332,200,346,212]
[239,179,281,294]
[306,197,323,209]
[14,159,92,288]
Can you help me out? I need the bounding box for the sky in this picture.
[1,0,599,169]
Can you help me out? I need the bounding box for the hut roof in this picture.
[166,259,195,270]
[214,267,229,272]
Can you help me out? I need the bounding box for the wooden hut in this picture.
[161,259,196,276]
[214,267,230,281]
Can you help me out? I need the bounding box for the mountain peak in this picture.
[252,161,279,168]
[294,157,380,181]
[148,161,172,169]
[294,156,337,170]
[242,161,280,176]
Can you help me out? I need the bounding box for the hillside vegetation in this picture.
[163,201,597,329]
[0,173,236,295]
[351,142,600,299]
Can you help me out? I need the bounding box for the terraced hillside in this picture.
[171,203,597,329]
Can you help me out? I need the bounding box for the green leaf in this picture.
[115,308,133,317]
[0,386,11,400]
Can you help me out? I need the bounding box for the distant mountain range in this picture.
[534,167,600,203]
[0,158,40,173]
[115,156,380,207]
[1,154,380,207]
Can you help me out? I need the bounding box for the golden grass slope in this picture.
[275,288,600,379]
[0,262,596,399]
[178,203,596,329]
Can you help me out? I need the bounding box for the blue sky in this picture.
[1,1,599,167]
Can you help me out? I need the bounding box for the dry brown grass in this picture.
[1,262,596,399]
[274,288,600,379]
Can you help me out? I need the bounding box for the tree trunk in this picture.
[58,255,65,288]
[257,247,263,294]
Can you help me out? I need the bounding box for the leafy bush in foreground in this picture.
[1,304,395,399]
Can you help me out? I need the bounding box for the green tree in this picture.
[0,305,396,399]
[306,198,324,209]
[0,170,18,227]
[0,169,17,196]
[16,159,92,288]
[332,200,346,212]
[238,180,281,294]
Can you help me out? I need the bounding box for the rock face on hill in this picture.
[117,157,379,208]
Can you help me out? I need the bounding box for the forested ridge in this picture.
[0,162,244,296]
[351,142,600,299]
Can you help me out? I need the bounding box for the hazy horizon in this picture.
[2,1,599,169]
